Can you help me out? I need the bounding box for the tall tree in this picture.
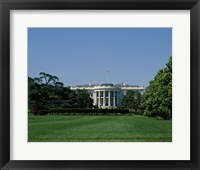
[28,73,94,115]
[34,72,64,86]
[122,91,142,111]
[142,56,172,119]
[75,89,93,108]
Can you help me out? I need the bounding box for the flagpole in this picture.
[107,70,109,83]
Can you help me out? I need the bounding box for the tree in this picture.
[34,72,64,86]
[75,89,93,108]
[122,91,142,111]
[28,76,48,114]
[142,56,172,119]
[28,73,94,115]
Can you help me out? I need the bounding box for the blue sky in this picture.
[28,28,172,88]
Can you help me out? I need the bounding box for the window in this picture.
[105,98,108,106]
[110,98,113,106]
[105,91,108,97]
[110,91,113,97]
[100,98,103,106]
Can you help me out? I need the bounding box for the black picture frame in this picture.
[0,0,199,169]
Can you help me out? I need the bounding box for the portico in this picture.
[94,90,119,108]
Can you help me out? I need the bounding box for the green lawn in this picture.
[28,115,172,142]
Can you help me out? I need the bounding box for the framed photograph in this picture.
[0,0,199,169]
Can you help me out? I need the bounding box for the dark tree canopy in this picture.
[142,56,172,119]
[122,91,142,111]
[28,73,93,115]
[34,72,64,86]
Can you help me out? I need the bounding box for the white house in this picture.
[71,83,145,109]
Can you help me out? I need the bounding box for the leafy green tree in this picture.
[28,77,46,114]
[122,91,142,111]
[28,73,94,115]
[75,89,93,108]
[142,56,172,119]
[34,72,64,86]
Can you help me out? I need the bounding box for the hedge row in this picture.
[35,108,130,115]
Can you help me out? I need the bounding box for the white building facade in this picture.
[71,83,145,109]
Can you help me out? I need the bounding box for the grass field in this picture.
[28,115,172,142]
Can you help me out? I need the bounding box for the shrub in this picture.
[37,110,50,115]
[36,108,130,116]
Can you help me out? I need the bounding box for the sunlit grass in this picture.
[28,115,172,142]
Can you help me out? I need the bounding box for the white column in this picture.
[117,91,119,106]
[95,91,97,106]
[98,91,100,107]
[103,91,105,107]
[108,91,111,107]
[93,91,96,105]
[113,91,116,107]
